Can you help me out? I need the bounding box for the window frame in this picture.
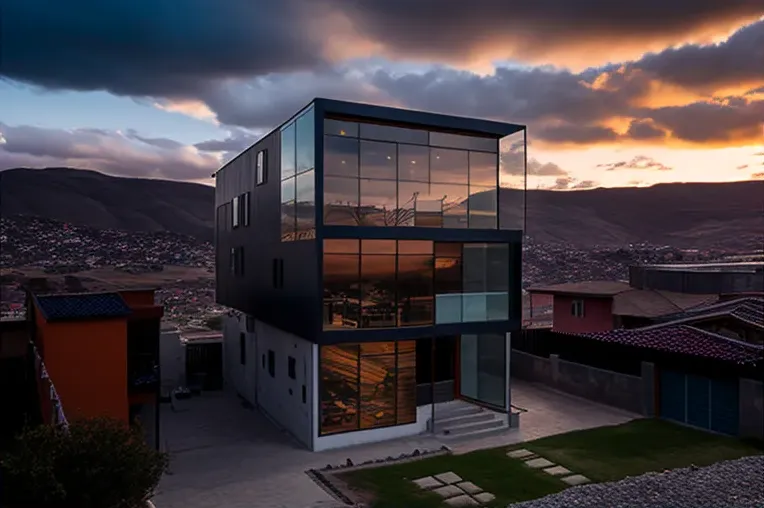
[571,299,585,318]
[232,196,240,228]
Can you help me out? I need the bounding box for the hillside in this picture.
[2,167,762,249]
[0,168,215,241]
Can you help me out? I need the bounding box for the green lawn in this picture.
[340,419,762,508]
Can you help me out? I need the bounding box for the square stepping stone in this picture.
[543,465,572,476]
[562,474,591,486]
[433,485,464,499]
[445,495,479,506]
[474,492,496,503]
[412,476,443,490]
[507,448,535,459]
[434,471,463,484]
[525,457,555,469]
[456,481,483,494]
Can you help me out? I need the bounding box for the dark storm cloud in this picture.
[329,0,763,62]
[0,0,325,97]
[629,20,764,92]
[626,120,667,140]
[644,100,764,143]
[0,123,218,181]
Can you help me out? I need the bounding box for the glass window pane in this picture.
[499,130,526,231]
[486,244,509,292]
[295,170,315,237]
[359,179,397,226]
[360,353,396,429]
[431,183,468,228]
[398,144,429,182]
[324,136,359,177]
[397,255,433,326]
[360,123,428,144]
[398,181,442,227]
[468,186,497,229]
[323,254,360,329]
[361,342,396,356]
[397,240,433,255]
[281,122,296,180]
[435,242,462,258]
[280,176,296,240]
[296,108,315,175]
[360,140,397,180]
[324,239,359,254]
[469,151,497,187]
[323,176,359,225]
[360,254,396,328]
[431,148,468,184]
[325,119,358,137]
[431,131,497,152]
[487,293,509,321]
[396,341,416,425]
[319,345,359,434]
[462,243,487,293]
[361,240,396,254]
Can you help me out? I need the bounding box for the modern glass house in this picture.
[215,99,526,451]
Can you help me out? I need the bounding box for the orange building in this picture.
[27,288,163,448]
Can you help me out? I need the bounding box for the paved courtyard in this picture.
[152,380,636,508]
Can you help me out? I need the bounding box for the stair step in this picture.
[439,417,505,436]
[434,412,495,431]
[435,404,483,419]
[439,423,514,442]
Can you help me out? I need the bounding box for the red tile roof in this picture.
[583,325,763,365]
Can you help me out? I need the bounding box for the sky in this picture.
[0,1,762,190]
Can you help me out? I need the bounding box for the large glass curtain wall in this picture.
[281,106,316,240]
[460,333,507,409]
[319,341,416,435]
[323,239,509,330]
[324,119,510,229]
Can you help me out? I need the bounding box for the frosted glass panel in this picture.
[462,293,488,322]
[435,294,462,324]
[487,292,509,321]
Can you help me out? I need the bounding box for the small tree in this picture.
[1,418,169,508]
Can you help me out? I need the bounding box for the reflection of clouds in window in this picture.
[360,140,396,180]
[325,136,359,177]
[431,147,468,184]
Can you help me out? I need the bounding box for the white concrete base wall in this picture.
[255,320,314,449]
[222,314,257,406]
[159,326,185,396]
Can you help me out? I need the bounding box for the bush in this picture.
[0,418,169,508]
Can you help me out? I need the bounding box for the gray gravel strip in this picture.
[509,455,764,508]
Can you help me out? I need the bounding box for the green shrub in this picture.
[1,418,169,508]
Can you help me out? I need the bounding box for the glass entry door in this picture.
[459,333,506,409]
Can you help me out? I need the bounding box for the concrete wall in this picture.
[552,295,614,333]
[159,326,184,395]
[511,350,649,415]
[255,319,314,449]
[222,314,257,406]
[739,378,764,440]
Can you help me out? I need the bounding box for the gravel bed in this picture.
[509,455,764,508]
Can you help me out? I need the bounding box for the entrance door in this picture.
[460,334,506,409]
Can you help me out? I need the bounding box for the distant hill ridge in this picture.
[1,167,762,249]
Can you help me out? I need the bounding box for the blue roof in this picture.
[34,292,132,322]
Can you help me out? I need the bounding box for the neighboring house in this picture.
[215,98,526,451]
[25,288,163,449]
[527,280,716,333]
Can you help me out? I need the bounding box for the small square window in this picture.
[256,150,268,185]
[571,299,585,318]
[288,356,296,380]
[268,349,275,378]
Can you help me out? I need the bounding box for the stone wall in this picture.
[511,350,650,415]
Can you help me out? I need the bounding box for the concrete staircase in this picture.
[430,401,510,442]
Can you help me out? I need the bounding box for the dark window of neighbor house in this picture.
[239,333,246,365]
[288,356,296,379]
[256,150,268,185]
[571,299,585,318]
[268,349,275,377]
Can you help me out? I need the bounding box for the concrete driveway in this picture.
[153,381,637,508]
